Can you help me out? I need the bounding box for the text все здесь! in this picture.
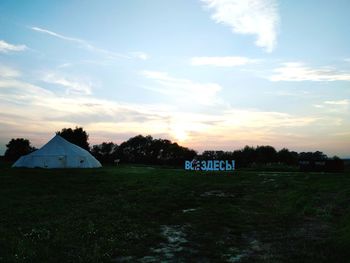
[184,160,235,171]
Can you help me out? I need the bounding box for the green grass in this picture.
[1,165,350,262]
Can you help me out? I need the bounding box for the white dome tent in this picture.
[12,135,102,168]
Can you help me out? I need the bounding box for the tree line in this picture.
[197,147,333,168]
[4,127,340,167]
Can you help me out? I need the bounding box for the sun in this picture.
[172,125,189,142]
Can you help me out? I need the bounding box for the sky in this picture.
[0,0,349,157]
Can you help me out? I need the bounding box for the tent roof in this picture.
[32,134,91,156]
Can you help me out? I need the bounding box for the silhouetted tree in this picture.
[117,135,153,163]
[56,127,90,151]
[277,148,298,165]
[91,142,118,164]
[201,150,225,160]
[299,151,327,161]
[326,158,344,172]
[240,146,257,166]
[256,145,277,164]
[4,138,36,161]
[116,135,196,165]
[148,138,170,164]
[167,142,197,165]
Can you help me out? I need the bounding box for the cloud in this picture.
[31,26,81,43]
[0,79,53,100]
[324,100,349,105]
[0,65,347,156]
[313,99,349,113]
[0,67,54,104]
[0,74,339,155]
[0,65,21,78]
[146,107,319,146]
[269,62,350,81]
[57,60,111,69]
[264,90,310,97]
[42,72,93,95]
[0,68,54,108]
[30,26,128,59]
[0,72,177,149]
[190,56,259,67]
[130,51,150,60]
[201,0,279,52]
[141,70,222,105]
[0,40,27,53]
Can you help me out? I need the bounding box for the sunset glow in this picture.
[0,0,349,157]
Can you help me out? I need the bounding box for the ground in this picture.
[1,165,350,262]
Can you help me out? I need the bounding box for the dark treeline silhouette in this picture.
[91,138,343,170]
[3,127,344,170]
[92,135,197,166]
[299,158,344,172]
[197,146,334,169]
[199,146,281,167]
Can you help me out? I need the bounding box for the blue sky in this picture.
[0,0,349,157]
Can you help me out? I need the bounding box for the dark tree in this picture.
[299,151,328,161]
[56,127,90,151]
[240,146,257,166]
[4,138,36,161]
[256,145,277,164]
[91,142,118,164]
[117,135,153,163]
[277,148,298,165]
[116,135,196,166]
[201,151,225,160]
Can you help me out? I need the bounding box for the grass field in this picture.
[1,165,350,262]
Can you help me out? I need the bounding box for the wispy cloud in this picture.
[201,0,279,52]
[30,26,129,59]
[31,26,82,43]
[190,56,259,67]
[0,68,53,105]
[0,40,27,53]
[57,60,111,69]
[130,51,150,60]
[42,72,93,95]
[313,99,349,113]
[0,70,176,147]
[0,65,21,78]
[264,90,310,97]
[269,62,350,81]
[219,109,316,128]
[324,100,349,105]
[0,65,347,156]
[141,70,222,105]
[0,67,343,154]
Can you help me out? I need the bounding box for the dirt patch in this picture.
[200,190,235,198]
[223,239,269,262]
[182,208,198,213]
[261,178,276,184]
[258,172,297,177]
[222,218,331,262]
[139,225,192,262]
